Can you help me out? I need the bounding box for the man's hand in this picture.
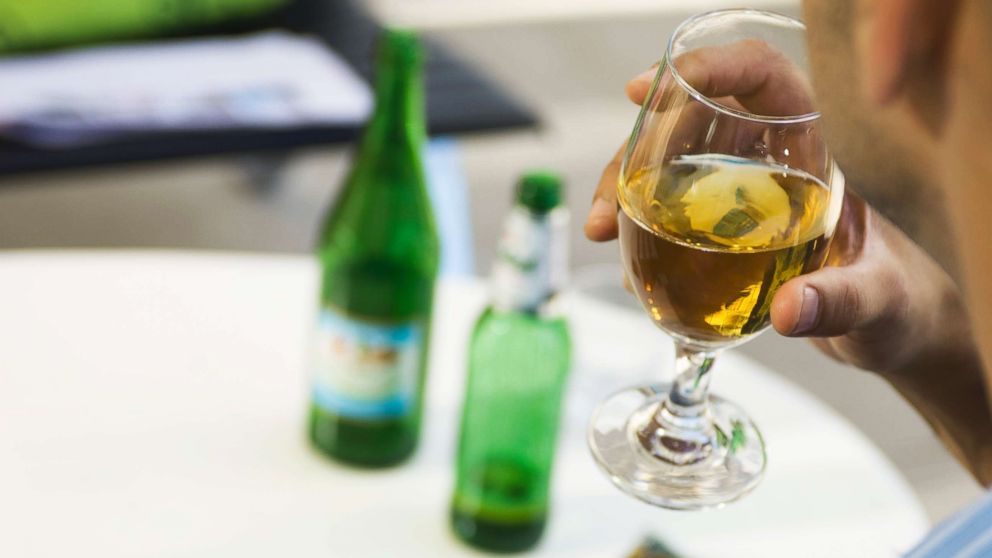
[588,52,992,484]
[771,192,967,372]
[587,44,970,375]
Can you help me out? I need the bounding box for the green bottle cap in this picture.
[516,171,563,213]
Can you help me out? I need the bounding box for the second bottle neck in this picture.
[491,206,569,316]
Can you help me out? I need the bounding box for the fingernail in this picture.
[792,287,820,335]
[588,198,614,223]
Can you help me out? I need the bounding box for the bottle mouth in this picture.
[378,28,422,66]
[665,9,820,125]
[517,171,563,213]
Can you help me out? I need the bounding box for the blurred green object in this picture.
[517,171,562,213]
[451,172,571,553]
[0,0,289,52]
[308,29,438,467]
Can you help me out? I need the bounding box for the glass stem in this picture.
[668,343,718,410]
[639,343,720,465]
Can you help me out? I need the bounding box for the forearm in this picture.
[868,213,992,485]
[881,324,992,486]
[907,213,992,484]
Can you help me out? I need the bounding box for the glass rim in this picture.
[665,8,821,125]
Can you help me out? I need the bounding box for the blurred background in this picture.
[0,0,979,523]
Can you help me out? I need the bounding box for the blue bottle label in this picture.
[310,308,421,420]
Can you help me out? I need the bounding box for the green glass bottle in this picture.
[308,29,438,468]
[451,172,571,553]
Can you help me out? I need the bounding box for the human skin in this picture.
[584,2,992,483]
[806,0,992,482]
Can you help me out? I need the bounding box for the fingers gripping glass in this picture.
[588,10,844,510]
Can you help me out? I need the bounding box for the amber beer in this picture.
[619,154,831,345]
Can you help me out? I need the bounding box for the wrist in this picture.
[884,276,980,381]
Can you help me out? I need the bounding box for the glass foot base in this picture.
[588,383,766,510]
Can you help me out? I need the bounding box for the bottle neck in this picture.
[362,51,425,152]
[491,205,569,315]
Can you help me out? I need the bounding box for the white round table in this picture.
[0,252,929,557]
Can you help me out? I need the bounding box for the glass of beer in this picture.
[588,9,844,509]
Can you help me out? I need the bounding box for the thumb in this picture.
[770,264,905,338]
[625,66,657,105]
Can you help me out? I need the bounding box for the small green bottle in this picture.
[308,29,438,468]
[451,172,571,553]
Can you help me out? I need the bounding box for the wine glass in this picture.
[588,9,844,510]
